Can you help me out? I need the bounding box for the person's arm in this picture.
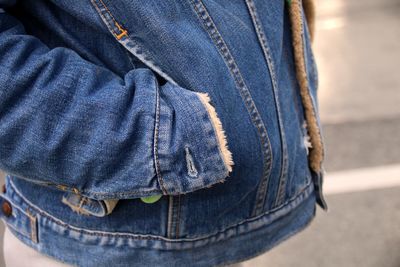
[0,2,233,201]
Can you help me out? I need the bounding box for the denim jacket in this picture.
[0,0,327,266]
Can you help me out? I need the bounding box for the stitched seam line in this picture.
[97,0,128,39]
[1,194,30,217]
[90,0,179,87]
[167,196,174,239]
[169,194,181,239]
[167,195,180,239]
[153,73,168,194]
[0,196,32,239]
[188,0,273,217]
[246,0,288,215]
[86,178,241,198]
[244,0,290,212]
[8,176,312,241]
[15,0,168,197]
[214,203,315,267]
[2,221,31,239]
[175,194,181,238]
[3,172,82,197]
[90,0,187,196]
[90,0,118,37]
[11,177,162,198]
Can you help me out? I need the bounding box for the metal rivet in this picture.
[2,201,12,217]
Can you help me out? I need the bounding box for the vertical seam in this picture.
[91,0,169,194]
[153,73,169,194]
[166,196,174,239]
[166,195,181,239]
[175,194,181,238]
[244,0,289,210]
[167,196,174,239]
[188,0,273,218]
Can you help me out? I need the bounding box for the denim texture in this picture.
[0,0,327,266]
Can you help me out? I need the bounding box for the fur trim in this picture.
[196,92,234,173]
[289,0,324,172]
[302,0,316,43]
[103,199,119,214]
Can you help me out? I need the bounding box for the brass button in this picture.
[1,184,5,194]
[2,201,12,217]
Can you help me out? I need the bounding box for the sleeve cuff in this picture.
[155,81,234,195]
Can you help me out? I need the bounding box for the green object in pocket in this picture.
[140,194,162,204]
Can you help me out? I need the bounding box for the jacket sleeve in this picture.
[0,4,234,201]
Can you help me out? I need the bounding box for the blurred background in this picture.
[0,0,399,266]
[239,0,400,266]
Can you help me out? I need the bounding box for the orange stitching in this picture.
[97,0,129,40]
[115,22,128,40]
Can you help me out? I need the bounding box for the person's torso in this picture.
[2,0,326,265]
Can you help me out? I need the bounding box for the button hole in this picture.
[185,146,198,177]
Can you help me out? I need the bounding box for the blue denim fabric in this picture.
[0,0,327,266]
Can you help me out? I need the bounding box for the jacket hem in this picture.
[0,175,316,266]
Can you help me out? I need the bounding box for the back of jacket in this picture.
[0,0,327,266]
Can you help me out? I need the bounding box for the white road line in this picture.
[323,164,400,195]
